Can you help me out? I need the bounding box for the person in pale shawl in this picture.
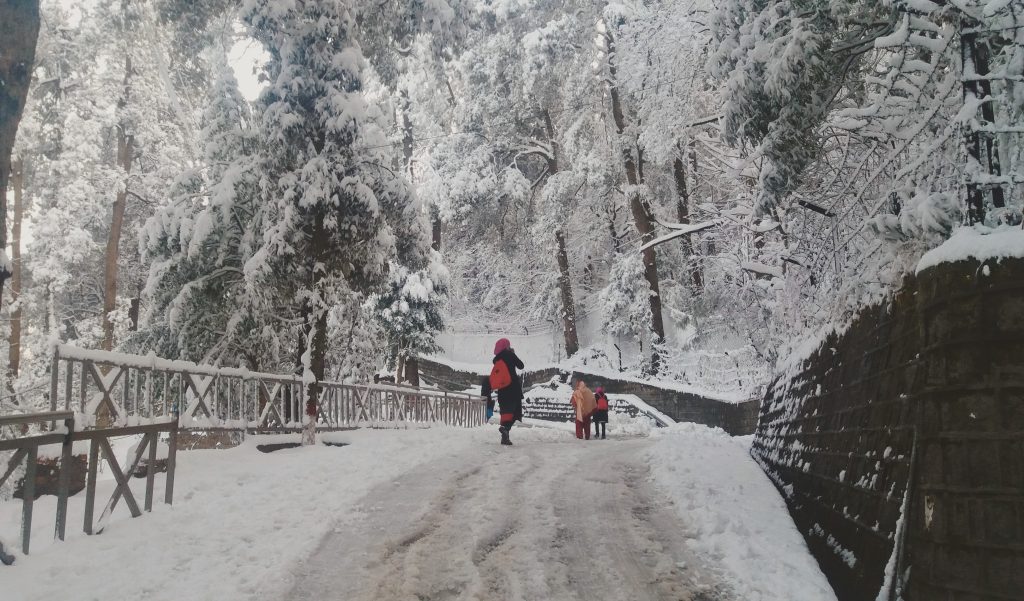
[570,380,597,440]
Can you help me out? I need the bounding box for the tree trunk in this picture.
[0,1,41,312]
[555,228,579,358]
[542,108,559,174]
[608,206,622,254]
[605,27,666,363]
[404,355,420,387]
[673,153,703,291]
[542,107,579,357]
[301,209,329,446]
[431,212,442,251]
[128,296,140,331]
[303,307,326,445]
[102,54,135,352]
[401,90,414,178]
[395,340,407,384]
[8,158,24,379]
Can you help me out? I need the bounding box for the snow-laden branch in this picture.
[741,261,784,278]
[638,220,719,253]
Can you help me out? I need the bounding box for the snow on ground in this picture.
[648,423,837,601]
[284,436,725,601]
[1,429,498,601]
[3,424,835,601]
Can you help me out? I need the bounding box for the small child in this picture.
[593,386,609,439]
[480,376,495,422]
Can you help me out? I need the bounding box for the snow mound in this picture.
[648,423,837,601]
[917,225,1024,274]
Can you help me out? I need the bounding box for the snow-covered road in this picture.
[284,438,727,601]
[3,423,835,601]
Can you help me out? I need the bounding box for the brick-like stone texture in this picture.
[419,359,758,435]
[752,256,1024,601]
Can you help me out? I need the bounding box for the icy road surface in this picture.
[3,425,833,601]
[284,438,729,601]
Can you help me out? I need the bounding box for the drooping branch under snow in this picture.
[637,220,719,253]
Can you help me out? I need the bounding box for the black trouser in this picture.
[595,421,606,437]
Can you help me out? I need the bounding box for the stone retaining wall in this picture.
[419,359,758,435]
[752,256,1024,601]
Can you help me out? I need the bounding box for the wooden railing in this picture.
[0,411,176,556]
[49,344,487,431]
[0,345,486,560]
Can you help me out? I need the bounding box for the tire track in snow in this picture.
[283,438,731,601]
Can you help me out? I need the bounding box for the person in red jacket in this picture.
[492,338,524,446]
[593,386,610,439]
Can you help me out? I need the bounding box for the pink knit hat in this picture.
[596,387,605,394]
[494,338,511,355]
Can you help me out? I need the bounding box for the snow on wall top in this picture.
[916,225,1024,274]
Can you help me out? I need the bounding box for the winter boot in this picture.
[499,425,512,446]
[0,541,14,566]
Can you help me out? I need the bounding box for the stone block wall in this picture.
[752,256,1024,601]
[904,257,1024,600]
[418,358,758,435]
[566,374,758,435]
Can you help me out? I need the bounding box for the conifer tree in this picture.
[243,0,429,443]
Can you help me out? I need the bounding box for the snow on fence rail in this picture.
[48,344,487,431]
[0,411,176,557]
[0,347,486,561]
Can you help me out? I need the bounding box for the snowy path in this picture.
[3,424,833,601]
[282,438,728,601]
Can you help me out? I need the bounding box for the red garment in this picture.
[595,392,609,411]
[575,415,592,440]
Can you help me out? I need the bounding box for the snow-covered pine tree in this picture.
[371,251,449,383]
[243,0,430,444]
[599,251,654,357]
[137,52,268,367]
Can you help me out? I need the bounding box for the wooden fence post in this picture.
[21,446,37,554]
[54,415,74,541]
[165,418,178,505]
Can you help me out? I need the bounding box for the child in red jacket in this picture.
[593,386,609,439]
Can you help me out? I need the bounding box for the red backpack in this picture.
[596,393,609,411]
[489,359,512,390]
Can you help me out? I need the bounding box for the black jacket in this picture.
[493,348,525,420]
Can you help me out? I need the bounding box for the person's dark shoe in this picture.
[0,542,15,566]
[500,426,512,445]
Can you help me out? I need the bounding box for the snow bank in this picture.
[1,429,482,601]
[615,393,676,426]
[916,225,1024,274]
[648,423,837,601]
